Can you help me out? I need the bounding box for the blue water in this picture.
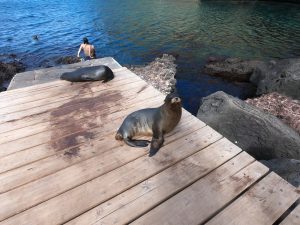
[1,0,300,114]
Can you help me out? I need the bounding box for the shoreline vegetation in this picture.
[0,53,299,186]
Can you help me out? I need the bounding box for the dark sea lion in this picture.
[60,65,114,82]
[115,92,182,157]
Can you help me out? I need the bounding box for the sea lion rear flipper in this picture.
[124,138,150,148]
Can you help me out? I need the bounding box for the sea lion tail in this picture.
[124,138,150,148]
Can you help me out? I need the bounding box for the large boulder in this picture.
[197,91,300,160]
[260,159,300,187]
[246,92,300,135]
[251,58,300,99]
[203,57,300,99]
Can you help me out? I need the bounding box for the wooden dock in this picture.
[0,66,299,225]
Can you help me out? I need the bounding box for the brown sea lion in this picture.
[115,92,182,157]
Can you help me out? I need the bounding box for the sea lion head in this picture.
[164,92,181,105]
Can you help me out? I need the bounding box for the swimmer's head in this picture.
[83,37,89,44]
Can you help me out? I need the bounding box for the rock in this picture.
[0,86,7,92]
[251,58,300,99]
[129,54,177,94]
[0,61,25,84]
[260,159,300,187]
[203,57,300,99]
[203,57,264,82]
[246,92,300,135]
[56,56,81,65]
[197,91,300,160]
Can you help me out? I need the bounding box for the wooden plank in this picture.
[0,83,159,143]
[0,85,163,154]
[0,67,126,100]
[280,204,300,225]
[1,126,222,224]
[0,73,140,114]
[0,112,198,194]
[0,81,160,135]
[0,96,167,173]
[0,93,163,159]
[206,172,299,225]
[0,78,149,123]
[0,68,137,112]
[67,138,242,225]
[131,153,268,225]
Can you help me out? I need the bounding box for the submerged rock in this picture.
[246,92,300,135]
[129,54,177,94]
[197,91,300,160]
[203,57,264,82]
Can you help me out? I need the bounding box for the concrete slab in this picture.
[8,57,122,90]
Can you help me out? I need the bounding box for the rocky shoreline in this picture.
[199,57,300,187]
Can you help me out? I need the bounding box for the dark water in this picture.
[1,0,300,114]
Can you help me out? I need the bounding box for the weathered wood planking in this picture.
[206,172,299,225]
[280,203,300,225]
[132,153,269,225]
[0,65,298,225]
[67,138,242,225]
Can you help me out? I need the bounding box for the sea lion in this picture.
[115,92,182,157]
[60,65,114,82]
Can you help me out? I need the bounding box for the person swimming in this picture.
[77,37,96,60]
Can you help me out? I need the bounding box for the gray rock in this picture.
[251,58,300,99]
[0,61,25,83]
[197,91,300,160]
[203,57,265,82]
[260,159,300,187]
[203,57,300,99]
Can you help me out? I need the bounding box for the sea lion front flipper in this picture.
[149,127,164,157]
[124,138,150,147]
[149,137,164,157]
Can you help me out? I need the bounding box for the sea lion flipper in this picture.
[124,138,150,147]
[149,130,164,157]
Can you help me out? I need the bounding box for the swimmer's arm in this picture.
[77,44,83,57]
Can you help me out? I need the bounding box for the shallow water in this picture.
[1,0,300,114]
